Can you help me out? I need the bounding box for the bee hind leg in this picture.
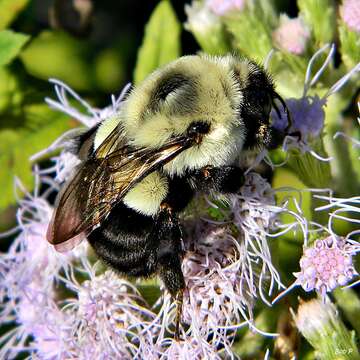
[156,204,185,340]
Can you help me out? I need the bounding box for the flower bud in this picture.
[293,298,359,359]
[184,1,231,54]
[272,15,310,55]
[340,0,360,33]
[206,0,245,16]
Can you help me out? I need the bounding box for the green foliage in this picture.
[0,67,23,113]
[339,23,360,71]
[287,138,331,189]
[0,30,29,66]
[0,104,76,211]
[94,48,125,92]
[233,308,278,357]
[133,0,181,85]
[273,168,311,232]
[298,0,336,46]
[334,288,360,336]
[224,6,273,62]
[0,0,29,30]
[20,31,94,91]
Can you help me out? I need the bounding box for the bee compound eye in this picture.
[187,121,210,137]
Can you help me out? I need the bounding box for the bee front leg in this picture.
[156,204,185,340]
[189,165,245,194]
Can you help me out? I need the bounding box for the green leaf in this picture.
[339,23,360,71]
[0,104,77,211]
[224,7,273,62]
[298,0,336,46]
[0,30,29,66]
[0,67,23,114]
[0,0,29,30]
[20,31,93,91]
[94,48,125,92]
[287,137,332,189]
[133,0,181,85]
[334,288,360,336]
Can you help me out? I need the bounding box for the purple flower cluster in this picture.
[295,236,358,296]
[271,44,359,158]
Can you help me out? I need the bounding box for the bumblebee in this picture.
[47,54,290,337]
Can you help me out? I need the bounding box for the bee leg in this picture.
[174,288,183,341]
[156,204,185,340]
[189,165,245,194]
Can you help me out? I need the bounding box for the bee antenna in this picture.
[273,92,292,133]
[272,98,282,119]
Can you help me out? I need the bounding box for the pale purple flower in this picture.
[0,179,77,359]
[181,228,251,344]
[273,191,360,304]
[294,236,358,296]
[272,15,310,55]
[21,292,77,359]
[61,267,158,359]
[271,44,360,158]
[159,336,221,360]
[206,0,246,16]
[340,0,360,33]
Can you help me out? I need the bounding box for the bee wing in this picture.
[47,129,192,252]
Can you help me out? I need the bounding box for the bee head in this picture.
[234,60,291,150]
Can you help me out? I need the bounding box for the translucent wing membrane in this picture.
[47,125,193,252]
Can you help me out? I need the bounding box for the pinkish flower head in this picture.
[160,336,221,359]
[206,0,246,16]
[272,15,310,55]
[176,172,293,346]
[294,235,358,296]
[340,0,360,33]
[182,229,249,332]
[0,180,78,359]
[66,269,157,358]
[29,304,77,359]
